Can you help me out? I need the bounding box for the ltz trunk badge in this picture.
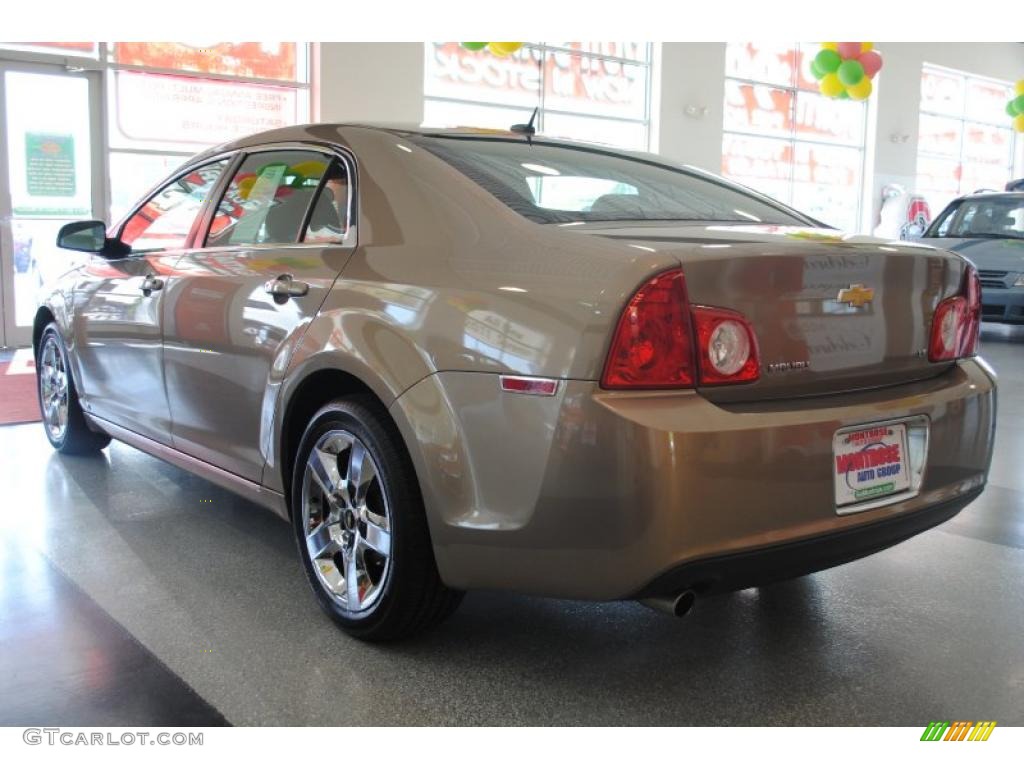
[837,283,875,308]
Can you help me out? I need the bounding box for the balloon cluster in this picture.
[460,42,524,57]
[810,42,882,101]
[1006,80,1024,133]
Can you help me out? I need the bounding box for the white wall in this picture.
[318,42,1024,231]
[317,43,424,124]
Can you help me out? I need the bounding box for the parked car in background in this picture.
[917,191,1024,324]
[36,124,996,640]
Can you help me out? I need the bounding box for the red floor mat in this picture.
[0,359,41,426]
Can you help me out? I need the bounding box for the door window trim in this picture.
[112,150,240,254]
[198,142,359,251]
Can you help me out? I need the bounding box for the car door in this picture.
[71,158,231,442]
[162,146,356,481]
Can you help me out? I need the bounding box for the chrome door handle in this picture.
[141,274,164,295]
[264,274,309,302]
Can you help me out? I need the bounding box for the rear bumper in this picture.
[392,359,997,600]
[635,487,982,598]
[981,286,1024,323]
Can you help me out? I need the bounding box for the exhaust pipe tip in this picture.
[640,590,696,618]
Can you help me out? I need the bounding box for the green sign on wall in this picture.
[25,132,76,197]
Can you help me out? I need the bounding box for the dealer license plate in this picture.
[833,422,912,509]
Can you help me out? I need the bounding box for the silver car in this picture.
[918,191,1024,324]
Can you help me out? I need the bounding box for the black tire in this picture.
[37,324,111,455]
[290,395,462,640]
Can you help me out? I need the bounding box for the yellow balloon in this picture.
[488,42,523,57]
[847,77,873,101]
[238,177,256,200]
[861,42,873,52]
[1016,79,1024,96]
[821,42,838,51]
[290,160,327,179]
[819,73,844,98]
[1014,114,1024,133]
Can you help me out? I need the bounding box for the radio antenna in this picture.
[510,107,539,144]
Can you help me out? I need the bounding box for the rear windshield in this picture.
[924,197,1024,239]
[412,136,812,226]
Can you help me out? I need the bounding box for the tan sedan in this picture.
[37,124,996,639]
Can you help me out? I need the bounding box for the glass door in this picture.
[0,62,103,348]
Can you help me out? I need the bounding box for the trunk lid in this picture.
[580,222,967,401]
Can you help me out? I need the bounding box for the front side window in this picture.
[413,136,810,226]
[120,158,229,252]
[924,197,1024,239]
[206,150,334,247]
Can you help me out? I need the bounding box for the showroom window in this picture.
[721,42,869,232]
[105,43,311,220]
[915,65,1018,215]
[423,42,652,151]
[0,42,312,222]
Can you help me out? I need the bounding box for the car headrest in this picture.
[589,193,646,217]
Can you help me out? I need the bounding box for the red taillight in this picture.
[692,306,760,385]
[601,269,695,389]
[928,264,981,363]
[601,269,760,389]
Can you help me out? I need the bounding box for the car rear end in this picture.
[425,237,994,602]
[397,132,997,601]
[585,230,995,600]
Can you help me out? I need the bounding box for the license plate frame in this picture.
[833,420,914,512]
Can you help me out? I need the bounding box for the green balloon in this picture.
[461,42,487,51]
[809,58,825,80]
[814,49,841,74]
[837,90,850,100]
[1015,94,1024,112]
[837,59,865,86]
[1008,100,1020,117]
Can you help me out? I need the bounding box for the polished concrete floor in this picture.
[1,328,1023,726]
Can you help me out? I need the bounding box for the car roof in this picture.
[194,121,661,166]
[951,190,1024,203]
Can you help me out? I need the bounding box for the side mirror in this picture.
[57,220,107,253]
[56,220,129,258]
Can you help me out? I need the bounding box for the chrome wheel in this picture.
[39,336,69,442]
[300,430,392,613]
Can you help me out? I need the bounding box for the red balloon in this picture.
[859,50,883,79]
[837,42,862,59]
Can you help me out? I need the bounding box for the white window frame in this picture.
[0,43,313,221]
[916,63,1019,203]
[423,42,654,151]
[721,42,870,231]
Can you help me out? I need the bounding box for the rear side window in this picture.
[303,160,350,243]
[206,150,333,247]
[412,136,810,226]
[121,159,228,253]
